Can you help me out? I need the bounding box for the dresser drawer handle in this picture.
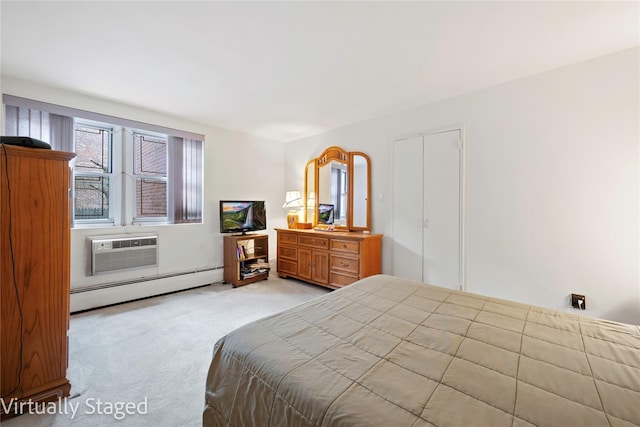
[339,260,349,267]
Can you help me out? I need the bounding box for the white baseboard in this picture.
[70,269,223,312]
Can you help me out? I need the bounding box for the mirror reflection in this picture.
[351,154,369,229]
[304,160,315,223]
[318,160,347,226]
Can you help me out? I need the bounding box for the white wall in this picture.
[2,77,287,311]
[285,47,640,325]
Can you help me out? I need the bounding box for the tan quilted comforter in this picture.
[203,274,640,426]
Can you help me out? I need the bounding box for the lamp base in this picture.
[286,211,299,229]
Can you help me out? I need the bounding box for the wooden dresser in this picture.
[276,228,382,289]
[1,145,75,418]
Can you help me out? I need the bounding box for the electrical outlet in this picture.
[571,293,586,310]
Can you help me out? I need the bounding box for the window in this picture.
[3,95,204,226]
[74,124,113,221]
[133,132,167,220]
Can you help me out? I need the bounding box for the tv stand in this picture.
[223,234,270,287]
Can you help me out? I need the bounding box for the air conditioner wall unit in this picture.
[88,234,158,275]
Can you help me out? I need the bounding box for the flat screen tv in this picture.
[219,201,267,234]
[318,203,334,225]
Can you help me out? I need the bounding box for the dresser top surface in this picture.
[275,228,382,240]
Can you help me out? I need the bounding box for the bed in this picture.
[203,274,640,426]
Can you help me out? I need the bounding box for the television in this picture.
[219,201,267,234]
[318,204,334,225]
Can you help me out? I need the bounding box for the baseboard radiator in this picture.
[70,267,223,312]
[88,234,158,275]
[72,267,222,294]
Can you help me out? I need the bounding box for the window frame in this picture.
[72,120,117,226]
[131,130,169,224]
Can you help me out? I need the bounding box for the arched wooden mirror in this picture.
[304,146,371,231]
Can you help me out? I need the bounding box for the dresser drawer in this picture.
[330,239,360,254]
[330,271,358,288]
[278,245,297,261]
[278,259,298,276]
[279,233,297,245]
[330,255,359,274]
[299,236,329,250]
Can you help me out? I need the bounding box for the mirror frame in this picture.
[304,146,371,231]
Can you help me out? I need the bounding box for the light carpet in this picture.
[2,277,328,427]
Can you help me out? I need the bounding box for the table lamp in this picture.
[282,190,304,229]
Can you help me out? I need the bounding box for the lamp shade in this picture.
[282,191,304,209]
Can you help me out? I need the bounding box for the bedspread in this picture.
[204,274,640,426]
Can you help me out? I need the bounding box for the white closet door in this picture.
[392,135,424,281]
[423,130,461,290]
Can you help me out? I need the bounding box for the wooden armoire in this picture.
[1,145,75,418]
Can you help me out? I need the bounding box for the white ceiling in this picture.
[1,1,638,142]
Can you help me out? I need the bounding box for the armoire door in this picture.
[393,129,463,290]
